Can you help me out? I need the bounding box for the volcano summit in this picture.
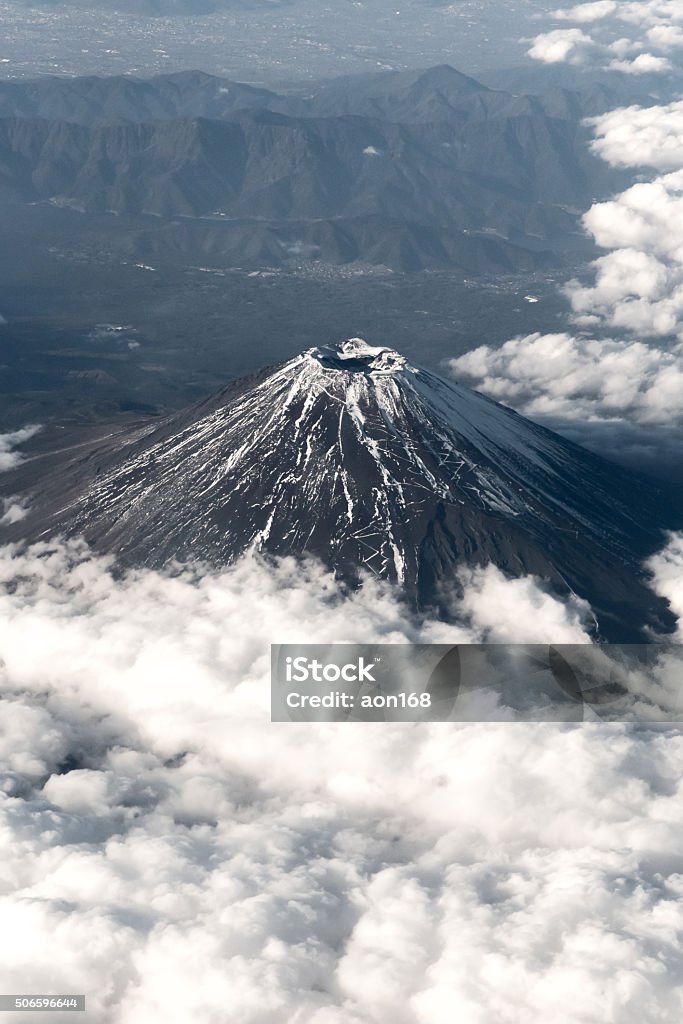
[2,339,677,640]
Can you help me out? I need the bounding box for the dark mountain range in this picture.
[0,103,614,257]
[279,66,618,124]
[479,64,683,110]
[0,65,633,126]
[125,214,546,274]
[0,64,632,272]
[0,71,280,125]
[3,339,677,641]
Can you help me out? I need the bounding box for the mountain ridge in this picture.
[0,65,640,125]
[0,63,630,272]
[0,106,612,256]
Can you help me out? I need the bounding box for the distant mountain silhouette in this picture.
[0,64,625,272]
[0,65,632,125]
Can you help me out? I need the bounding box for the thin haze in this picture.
[0,0,560,81]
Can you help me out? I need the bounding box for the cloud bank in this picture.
[1,539,682,1022]
[487,28,683,445]
[647,531,683,638]
[449,332,683,426]
[564,98,683,339]
[590,102,683,170]
[557,97,683,339]
[531,0,683,72]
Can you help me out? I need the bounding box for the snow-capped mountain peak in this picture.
[306,338,411,375]
[2,339,676,639]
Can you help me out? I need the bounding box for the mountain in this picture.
[0,110,603,222]
[3,339,676,641]
[479,64,683,111]
[0,71,281,125]
[0,66,632,127]
[284,65,496,122]
[0,64,631,272]
[0,106,611,254]
[125,214,546,273]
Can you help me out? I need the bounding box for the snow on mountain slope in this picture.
[1,339,677,639]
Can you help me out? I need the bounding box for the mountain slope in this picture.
[0,66,633,126]
[3,339,676,640]
[0,64,629,271]
[0,71,280,125]
[0,108,607,236]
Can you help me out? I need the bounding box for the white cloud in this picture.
[531,0,683,67]
[619,1,683,30]
[449,331,683,425]
[647,22,683,49]
[590,102,683,170]
[527,27,598,64]
[456,564,591,642]
[608,36,643,58]
[568,171,683,337]
[0,426,40,472]
[567,251,683,339]
[550,104,683,339]
[0,498,29,525]
[465,17,683,473]
[3,541,683,1021]
[609,52,673,72]
[554,1,618,23]
[647,531,683,638]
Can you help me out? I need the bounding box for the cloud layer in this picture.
[449,332,683,426]
[647,531,683,638]
[1,539,682,1022]
[559,98,683,337]
[531,0,683,72]
[564,97,683,337]
[524,0,683,349]
[507,2,683,468]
